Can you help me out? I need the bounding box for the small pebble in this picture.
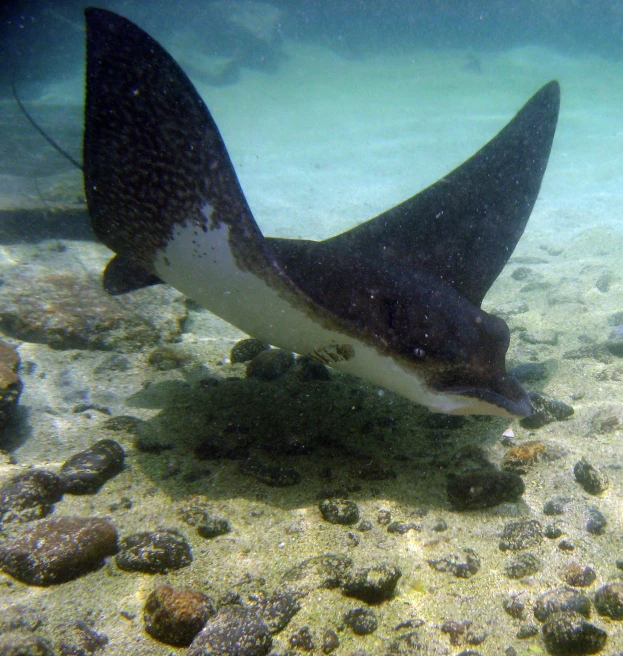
[499,520,543,551]
[544,497,570,516]
[594,583,623,620]
[387,521,419,534]
[322,628,339,654]
[116,529,192,574]
[427,548,480,579]
[343,608,378,635]
[503,596,525,619]
[319,499,360,525]
[447,469,524,510]
[541,611,607,655]
[516,623,539,639]
[377,509,392,525]
[586,507,607,535]
[545,524,564,539]
[504,552,541,579]
[60,439,125,494]
[187,606,272,656]
[246,349,294,381]
[289,626,314,651]
[534,588,592,622]
[0,469,65,525]
[559,538,576,551]
[197,518,231,539]
[341,564,401,603]
[230,339,270,364]
[0,516,118,586]
[574,459,609,495]
[256,590,301,633]
[144,584,216,647]
[562,563,597,588]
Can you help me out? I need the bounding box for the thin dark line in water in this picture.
[11,73,83,172]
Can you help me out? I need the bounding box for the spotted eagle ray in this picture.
[82,8,559,418]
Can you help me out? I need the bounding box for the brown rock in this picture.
[0,516,118,585]
[502,441,545,473]
[144,585,215,647]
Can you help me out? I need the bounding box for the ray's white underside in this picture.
[153,207,513,417]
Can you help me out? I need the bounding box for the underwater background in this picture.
[1,1,623,655]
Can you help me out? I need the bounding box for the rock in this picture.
[427,548,480,579]
[387,522,419,535]
[502,441,545,474]
[562,563,596,588]
[447,469,524,510]
[187,606,272,656]
[0,516,118,585]
[0,631,55,655]
[504,552,541,579]
[534,588,592,622]
[289,626,314,650]
[343,607,378,635]
[594,583,623,620]
[541,611,607,655]
[60,439,125,494]
[319,499,360,525]
[499,520,543,551]
[606,325,623,357]
[543,497,570,516]
[519,329,558,346]
[53,619,108,655]
[197,518,231,539]
[0,341,22,429]
[545,524,564,539]
[503,597,525,619]
[510,362,549,384]
[520,392,574,429]
[239,459,301,487]
[246,349,294,381]
[586,507,607,535]
[574,459,609,495]
[279,554,352,596]
[0,469,65,525]
[116,529,192,574]
[322,629,339,654]
[294,355,331,381]
[144,584,216,647]
[256,590,301,634]
[341,564,401,603]
[517,623,539,639]
[0,269,184,351]
[148,346,189,370]
[231,339,270,364]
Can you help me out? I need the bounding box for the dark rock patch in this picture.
[289,625,314,651]
[231,339,270,364]
[240,459,301,487]
[606,325,623,357]
[427,548,480,579]
[322,629,339,654]
[343,607,378,635]
[0,516,118,585]
[0,631,55,655]
[53,619,108,656]
[520,391,574,429]
[534,588,592,622]
[594,583,623,620]
[197,518,231,539]
[256,590,301,634]
[60,439,124,494]
[246,349,294,381]
[447,469,524,510]
[187,606,272,656]
[587,507,607,535]
[562,563,596,588]
[0,469,64,525]
[504,552,541,579]
[541,611,607,655]
[499,520,543,552]
[279,554,352,596]
[144,584,216,647]
[319,499,360,525]
[116,529,192,574]
[574,459,609,495]
[341,564,401,603]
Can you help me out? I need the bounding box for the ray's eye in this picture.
[413,347,425,359]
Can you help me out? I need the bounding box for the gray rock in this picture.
[499,520,543,552]
[520,391,574,429]
[504,552,541,579]
[279,554,352,596]
[116,529,192,574]
[574,459,609,495]
[187,606,272,656]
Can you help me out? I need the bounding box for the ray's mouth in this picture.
[443,376,533,418]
